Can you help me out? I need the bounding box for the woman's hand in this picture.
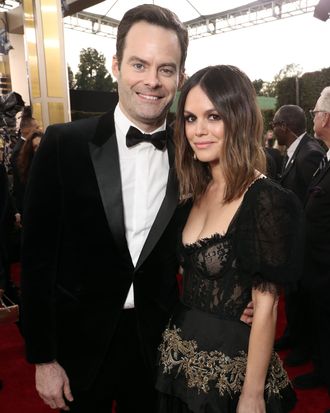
[237,392,266,413]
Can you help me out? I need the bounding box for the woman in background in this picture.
[156,65,303,413]
[17,130,43,186]
[11,106,41,220]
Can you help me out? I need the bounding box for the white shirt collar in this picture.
[287,132,305,159]
[114,104,166,143]
[326,148,330,161]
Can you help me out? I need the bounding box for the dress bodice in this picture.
[178,178,305,320]
[180,232,251,320]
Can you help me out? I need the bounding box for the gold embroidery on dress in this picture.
[159,326,290,398]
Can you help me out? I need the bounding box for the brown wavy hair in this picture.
[17,131,43,183]
[175,65,266,203]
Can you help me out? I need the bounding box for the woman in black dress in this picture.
[156,65,304,413]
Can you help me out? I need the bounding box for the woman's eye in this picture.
[184,115,195,123]
[209,113,221,121]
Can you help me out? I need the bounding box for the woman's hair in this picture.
[17,131,43,183]
[175,65,266,203]
[19,106,35,130]
[116,4,188,71]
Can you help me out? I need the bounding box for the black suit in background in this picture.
[0,163,10,290]
[280,133,325,203]
[10,137,25,215]
[0,164,15,290]
[303,161,330,391]
[279,133,325,358]
[21,111,189,412]
[265,147,283,181]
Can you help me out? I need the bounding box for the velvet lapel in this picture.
[135,127,179,271]
[88,112,132,265]
[281,134,308,180]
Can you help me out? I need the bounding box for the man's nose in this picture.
[143,69,161,88]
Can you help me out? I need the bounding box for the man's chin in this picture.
[137,110,167,126]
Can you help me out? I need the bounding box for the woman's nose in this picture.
[195,120,207,136]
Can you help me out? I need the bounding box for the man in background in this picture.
[272,104,325,367]
[292,88,330,409]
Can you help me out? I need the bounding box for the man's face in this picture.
[112,21,183,132]
[271,111,287,146]
[313,110,323,140]
[311,98,329,143]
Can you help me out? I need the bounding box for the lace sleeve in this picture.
[235,179,304,290]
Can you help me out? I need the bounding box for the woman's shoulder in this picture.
[250,176,298,201]
[244,177,302,215]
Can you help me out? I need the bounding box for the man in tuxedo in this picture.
[272,104,325,366]
[292,88,330,404]
[20,5,189,413]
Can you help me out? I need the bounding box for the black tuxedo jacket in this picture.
[303,159,330,293]
[21,111,188,391]
[280,133,325,203]
[11,137,25,214]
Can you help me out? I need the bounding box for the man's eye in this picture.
[160,67,175,76]
[133,63,144,70]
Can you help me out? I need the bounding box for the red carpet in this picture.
[276,297,330,413]
[1,265,329,413]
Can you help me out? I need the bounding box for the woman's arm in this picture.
[237,287,279,413]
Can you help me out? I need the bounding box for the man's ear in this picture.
[112,55,119,79]
[322,112,330,127]
[178,70,187,90]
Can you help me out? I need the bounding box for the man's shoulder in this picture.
[298,134,325,157]
[44,111,116,146]
[47,115,100,135]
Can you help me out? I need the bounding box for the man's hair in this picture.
[315,86,330,113]
[116,4,188,70]
[175,65,266,203]
[276,105,306,136]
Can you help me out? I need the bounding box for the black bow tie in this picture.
[126,126,167,150]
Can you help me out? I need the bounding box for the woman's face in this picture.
[183,85,225,165]
[22,119,41,139]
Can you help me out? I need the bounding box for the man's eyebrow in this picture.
[127,56,177,69]
[127,56,147,64]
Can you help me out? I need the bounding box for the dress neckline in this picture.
[182,175,266,248]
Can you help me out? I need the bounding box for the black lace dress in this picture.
[156,178,304,413]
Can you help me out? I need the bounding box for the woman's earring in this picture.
[193,153,197,160]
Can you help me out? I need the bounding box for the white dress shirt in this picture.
[285,133,305,168]
[114,105,169,308]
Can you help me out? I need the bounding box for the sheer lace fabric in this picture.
[179,178,304,320]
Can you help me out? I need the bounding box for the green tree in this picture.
[275,63,303,80]
[263,63,303,98]
[252,79,264,95]
[75,48,117,91]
